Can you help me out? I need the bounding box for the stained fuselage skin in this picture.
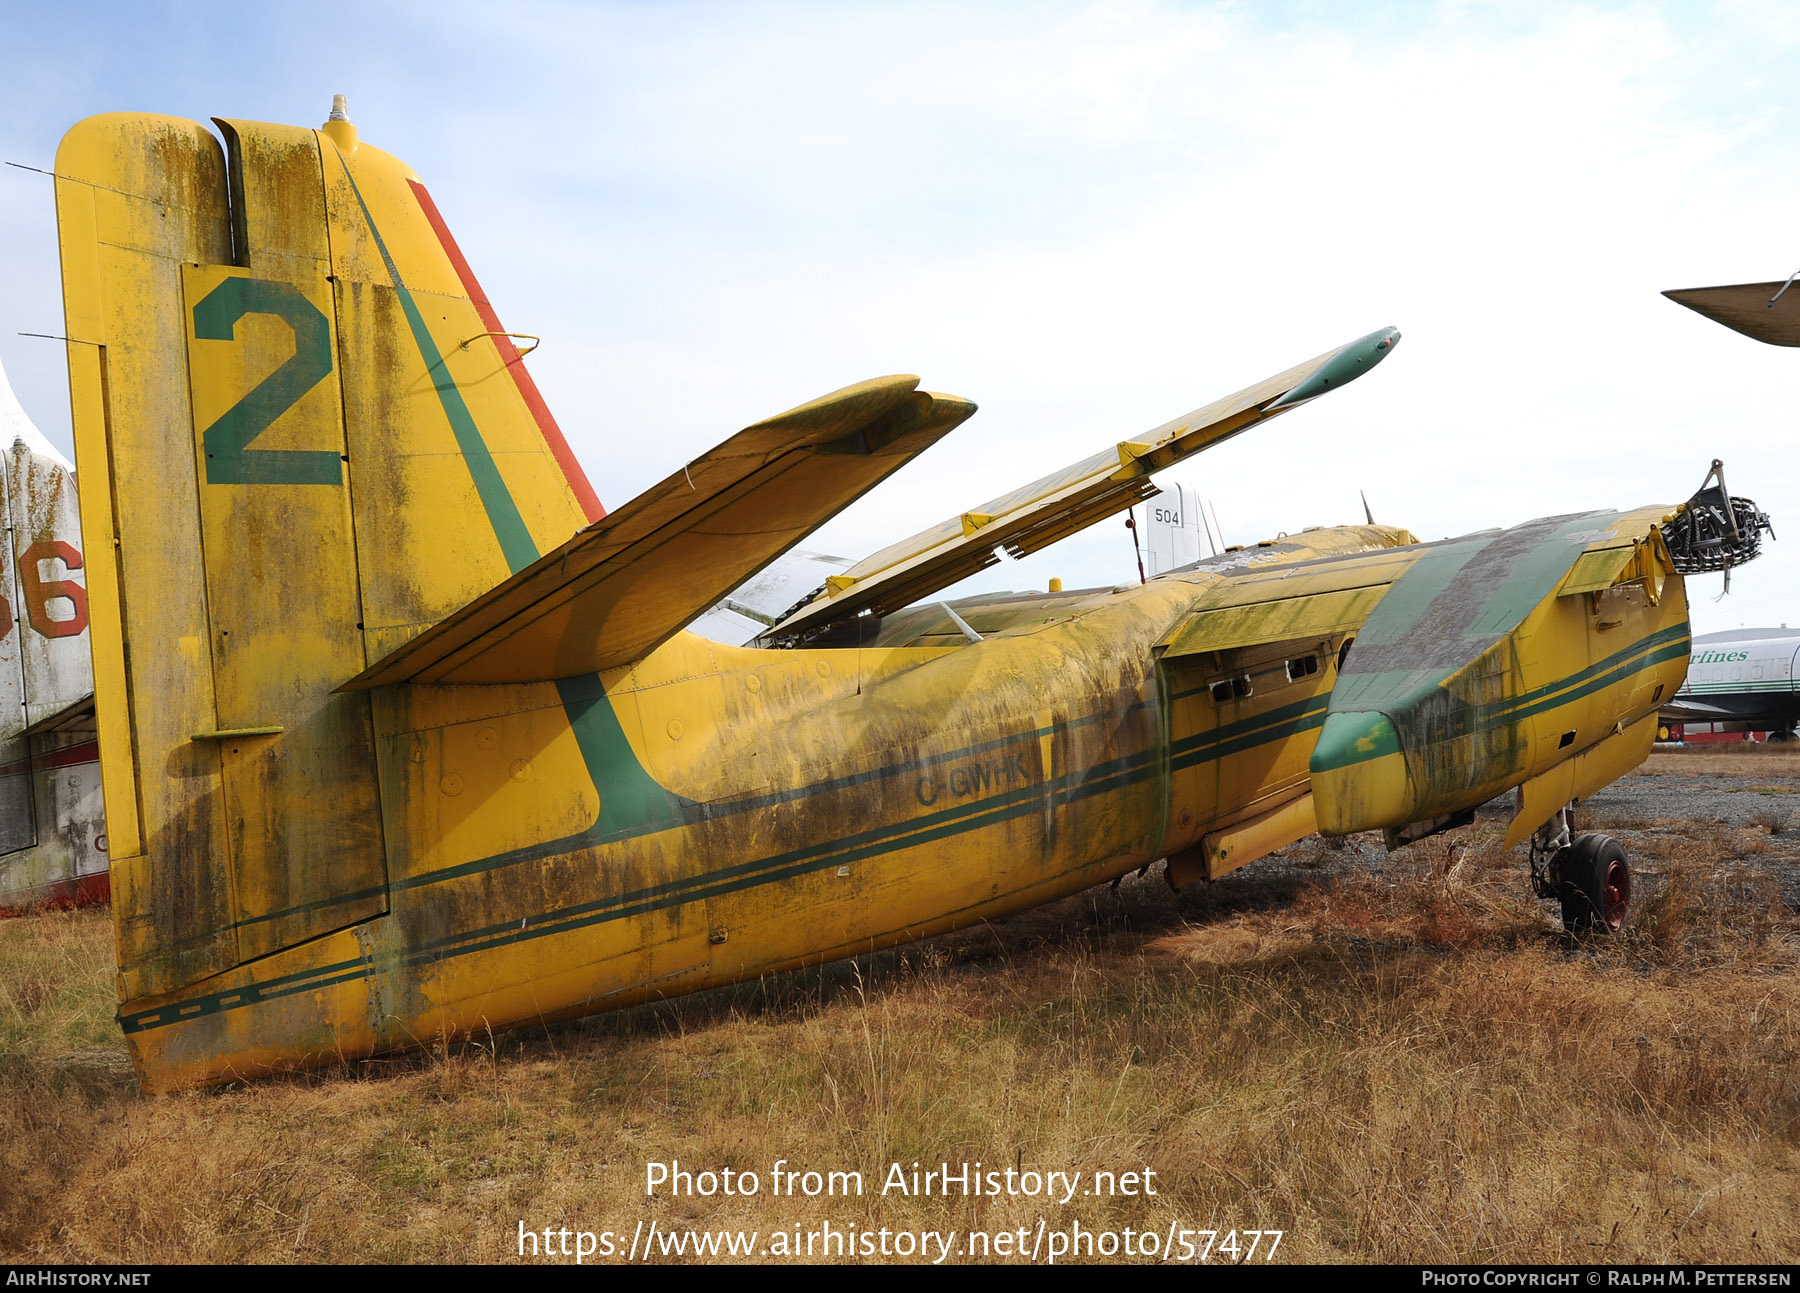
[53,109,1694,1094]
[121,516,1688,1091]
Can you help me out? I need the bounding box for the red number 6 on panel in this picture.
[19,540,89,639]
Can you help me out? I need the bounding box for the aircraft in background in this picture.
[1659,627,1800,741]
[688,550,857,645]
[0,359,105,914]
[1660,272,1797,741]
[691,487,1215,647]
[54,103,1770,1091]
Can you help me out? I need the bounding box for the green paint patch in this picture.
[1348,538,1488,651]
[1311,711,1402,773]
[1464,514,1617,636]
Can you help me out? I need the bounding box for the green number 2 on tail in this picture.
[192,277,341,486]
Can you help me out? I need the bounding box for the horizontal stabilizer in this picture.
[1664,282,1800,347]
[345,378,974,687]
[764,327,1400,642]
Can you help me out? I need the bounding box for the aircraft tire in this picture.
[1559,833,1630,934]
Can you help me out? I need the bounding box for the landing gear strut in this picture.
[1529,806,1631,934]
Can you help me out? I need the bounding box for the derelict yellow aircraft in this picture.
[53,102,1771,1093]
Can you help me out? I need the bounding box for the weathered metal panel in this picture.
[183,259,387,960]
[6,439,91,727]
[56,114,238,995]
[182,120,387,960]
[0,451,27,742]
[1,364,103,898]
[316,137,596,665]
[1161,585,1389,657]
[0,455,30,855]
[0,722,105,908]
[1559,543,1638,597]
[330,277,526,663]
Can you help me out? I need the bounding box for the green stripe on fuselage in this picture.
[123,620,1687,1037]
[1313,624,1689,770]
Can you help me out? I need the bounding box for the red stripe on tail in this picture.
[408,179,605,523]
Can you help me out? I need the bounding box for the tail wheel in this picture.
[1559,833,1630,933]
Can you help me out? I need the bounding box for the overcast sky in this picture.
[1,0,1795,635]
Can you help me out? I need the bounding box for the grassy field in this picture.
[1,759,1796,1263]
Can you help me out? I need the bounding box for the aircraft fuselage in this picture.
[120,516,1688,1091]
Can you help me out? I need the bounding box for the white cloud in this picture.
[1,0,1794,632]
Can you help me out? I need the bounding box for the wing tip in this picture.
[748,374,922,435]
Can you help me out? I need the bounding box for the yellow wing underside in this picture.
[767,331,1398,639]
[345,378,974,687]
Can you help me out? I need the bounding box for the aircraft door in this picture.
[1156,650,1221,857]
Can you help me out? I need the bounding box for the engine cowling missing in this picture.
[1661,459,1774,590]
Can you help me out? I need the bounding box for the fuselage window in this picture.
[1286,655,1319,682]
[1212,675,1253,703]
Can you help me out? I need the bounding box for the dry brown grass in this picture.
[1642,743,1800,780]
[1,821,1796,1265]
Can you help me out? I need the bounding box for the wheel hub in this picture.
[1601,858,1630,931]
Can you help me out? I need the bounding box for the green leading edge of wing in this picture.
[1267,326,1402,410]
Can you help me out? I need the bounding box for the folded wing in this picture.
[1664,282,1800,347]
[344,378,974,687]
[762,326,1401,643]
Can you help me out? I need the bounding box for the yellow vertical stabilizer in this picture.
[56,108,601,1001]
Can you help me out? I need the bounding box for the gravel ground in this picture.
[1585,758,1800,913]
[1585,769,1800,828]
[1209,753,1800,920]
